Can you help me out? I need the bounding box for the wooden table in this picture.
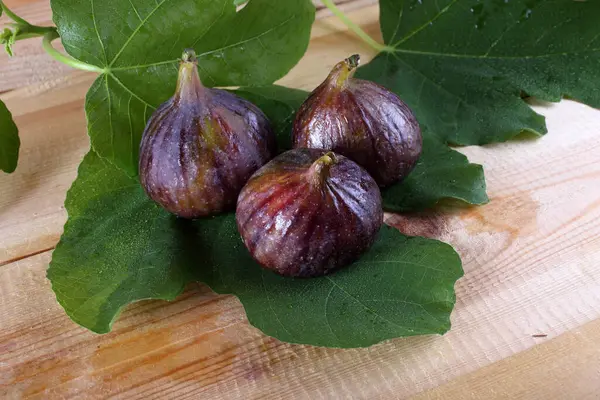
[1,1,600,399]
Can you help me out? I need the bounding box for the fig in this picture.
[139,49,276,218]
[293,54,422,187]
[236,148,383,278]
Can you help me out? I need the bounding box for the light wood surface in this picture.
[1,1,600,399]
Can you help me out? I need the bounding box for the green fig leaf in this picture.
[52,0,315,175]
[356,0,600,145]
[235,86,487,211]
[196,218,463,347]
[382,133,488,212]
[48,152,192,333]
[0,100,19,173]
[49,150,463,346]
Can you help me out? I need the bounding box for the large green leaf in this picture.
[48,152,196,333]
[235,86,487,211]
[357,0,600,145]
[197,218,462,347]
[0,100,19,173]
[51,0,315,174]
[49,150,463,347]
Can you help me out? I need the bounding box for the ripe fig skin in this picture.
[236,148,383,278]
[293,54,422,187]
[139,49,276,219]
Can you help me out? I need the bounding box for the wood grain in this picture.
[413,318,600,400]
[1,2,600,399]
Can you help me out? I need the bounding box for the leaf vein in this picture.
[395,46,600,60]
[90,0,107,65]
[325,277,413,332]
[394,0,460,46]
[323,285,341,346]
[391,54,478,114]
[484,0,551,57]
[105,75,115,160]
[108,0,172,68]
[191,0,229,48]
[108,73,156,109]
[261,272,295,341]
[128,0,143,22]
[127,94,134,168]
[198,14,296,59]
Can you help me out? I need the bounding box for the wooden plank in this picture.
[0,72,92,265]
[1,2,600,399]
[0,0,378,92]
[413,319,600,400]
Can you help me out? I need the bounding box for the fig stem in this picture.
[175,49,207,104]
[328,55,360,88]
[321,0,395,54]
[309,152,337,187]
[181,48,197,63]
[346,54,360,69]
[42,31,106,73]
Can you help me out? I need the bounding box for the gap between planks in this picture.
[0,246,55,267]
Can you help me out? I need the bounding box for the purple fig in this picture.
[236,148,383,278]
[139,49,276,218]
[293,54,422,187]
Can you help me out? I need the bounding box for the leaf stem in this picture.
[0,2,103,73]
[320,0,394,53]
[0,1,55,35]
[1,1,60,55]
[42,31,105,74]
[0,0,28,25]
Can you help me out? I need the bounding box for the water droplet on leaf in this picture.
[470,3,487,29]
